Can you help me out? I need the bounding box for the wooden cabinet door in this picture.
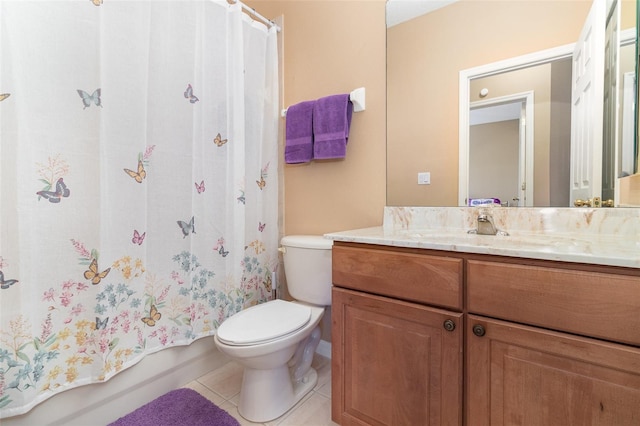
[332,287,462,426]
[466,315,640,426]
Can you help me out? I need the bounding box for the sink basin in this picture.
[327,221,639,268]
[403,230,595,252]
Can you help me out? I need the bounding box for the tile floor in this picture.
[183,354,338,426]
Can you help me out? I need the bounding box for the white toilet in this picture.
[214,235,333,422]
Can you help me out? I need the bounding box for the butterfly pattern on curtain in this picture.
[0,0,279,417]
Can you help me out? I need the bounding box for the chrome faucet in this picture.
[476,213,497,235]
[468,213,509,236]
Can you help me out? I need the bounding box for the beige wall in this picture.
[251,0,387,236]
[246,0,386,342]
[619,174,640,206]
[387,0,636,206]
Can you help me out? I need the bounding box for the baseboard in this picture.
[3,337,229,426]
[316,339,331,359]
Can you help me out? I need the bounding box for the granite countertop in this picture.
[324,207,640,269]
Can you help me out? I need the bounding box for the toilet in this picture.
[214,235,333,422]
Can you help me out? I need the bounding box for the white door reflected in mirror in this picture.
[469,95,533,207]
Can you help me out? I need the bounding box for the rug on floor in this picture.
[108,388,240,426]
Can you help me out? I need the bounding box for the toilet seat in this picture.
[216,299,312,346]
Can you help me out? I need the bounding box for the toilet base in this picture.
[238,365,318,422]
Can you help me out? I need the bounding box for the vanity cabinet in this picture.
[331,242,640,426]
[466,259,640,425]
[331,244,463,426]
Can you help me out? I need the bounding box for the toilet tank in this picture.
[280,235,333,306]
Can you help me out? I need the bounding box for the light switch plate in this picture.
[418,172,431,185]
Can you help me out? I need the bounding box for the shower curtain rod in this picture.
[229,0,281,32]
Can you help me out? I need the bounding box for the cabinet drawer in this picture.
[467,260,640,346]
[332,244,463,310]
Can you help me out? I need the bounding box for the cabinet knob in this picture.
[472,324,486,337]
[443,319,456,332]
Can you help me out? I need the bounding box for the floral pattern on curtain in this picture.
[0,0,279,417]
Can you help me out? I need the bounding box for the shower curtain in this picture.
[0,0,279,417]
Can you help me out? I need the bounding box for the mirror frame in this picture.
[458,28,637,207]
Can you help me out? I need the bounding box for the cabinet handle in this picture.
[443,319,456,332]
[472,324,486,337]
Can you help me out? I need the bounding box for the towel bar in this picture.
[281,87,365,117]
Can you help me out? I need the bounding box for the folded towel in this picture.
[285,100,315,164]
[313,94,353,160]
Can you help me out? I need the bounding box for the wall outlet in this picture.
[418,172,431,185]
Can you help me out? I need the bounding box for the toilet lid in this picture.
[216,299,312,346]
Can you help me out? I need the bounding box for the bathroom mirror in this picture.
[386,0,638,207]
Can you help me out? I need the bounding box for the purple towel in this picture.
[313,94,353,160]
[285,100,315,164]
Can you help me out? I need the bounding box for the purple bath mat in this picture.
[108,388,240,426]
